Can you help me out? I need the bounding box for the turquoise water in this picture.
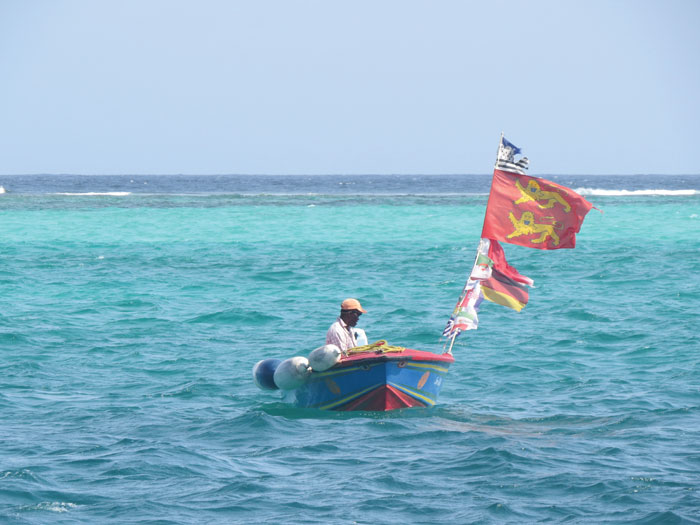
[1,175,699,523]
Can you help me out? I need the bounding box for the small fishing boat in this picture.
[253,341,453,412]
[284,346,454,411]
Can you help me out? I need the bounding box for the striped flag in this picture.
[495,137,529,175]
[479,238,532,312]
[481,268,529,312]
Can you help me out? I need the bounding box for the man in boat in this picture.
[326,298,367,355]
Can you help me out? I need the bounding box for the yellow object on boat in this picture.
[347,340,406,355]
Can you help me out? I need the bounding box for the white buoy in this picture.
[273,356,312,390]
[308,344,341,372]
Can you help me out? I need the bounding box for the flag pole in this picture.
[446,333,457,354]
[442,134,503,354]
[483,131,503,233]
[443,238,486,354]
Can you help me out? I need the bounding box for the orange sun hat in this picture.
[341,298,367,313]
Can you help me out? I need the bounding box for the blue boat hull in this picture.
[284,350,454,411]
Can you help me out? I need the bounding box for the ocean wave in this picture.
[32,191,491,198]
[0,186,6,194]
[53,191,132,196]
[575,187,697,196]
[26,188,700,198]
[187,308,283,324]
[18,501,78,513]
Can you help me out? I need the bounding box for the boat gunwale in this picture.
[337,348,455,367]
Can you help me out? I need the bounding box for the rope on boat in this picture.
[347,340,406,355]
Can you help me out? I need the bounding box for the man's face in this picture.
[342,309,362,327]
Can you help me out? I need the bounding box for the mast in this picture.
[444,134,503,354]
[444,242,480,353]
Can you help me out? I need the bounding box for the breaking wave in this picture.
[54,192,132,196]
[575,188,697,196]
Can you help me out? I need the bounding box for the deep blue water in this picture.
[1,174,699,523]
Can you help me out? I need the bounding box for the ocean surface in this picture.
[1,174,699,524]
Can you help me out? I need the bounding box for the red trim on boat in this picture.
[340,348,454,366]
[338,384,427,411]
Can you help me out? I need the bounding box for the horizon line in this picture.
[2,172,700,177]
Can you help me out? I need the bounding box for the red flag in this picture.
[487,239,533,286]
[481,169,593,250]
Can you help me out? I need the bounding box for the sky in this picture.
[1,0,699,175]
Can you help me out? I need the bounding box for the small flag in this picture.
[487,239,533,286]
[501,137,521,156]
[470,252,493,280]
[443,281,483,338]
[496,136,528,174]
[481,268,529,312]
